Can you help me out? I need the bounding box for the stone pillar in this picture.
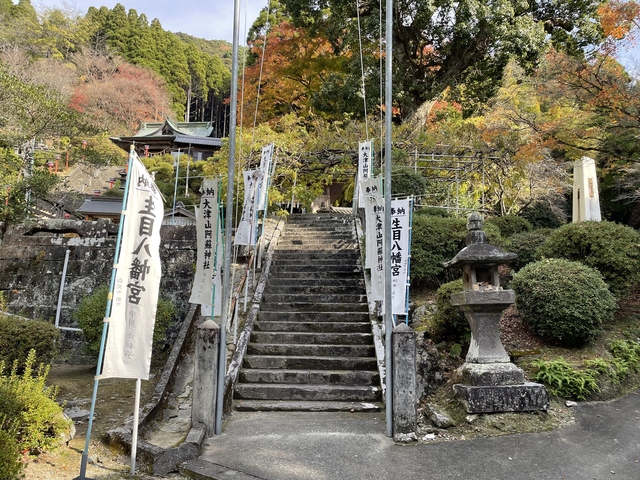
[573,156,601,222]
[393,323,417,441]
[191,319,219,436]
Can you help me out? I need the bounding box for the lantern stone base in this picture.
[454,383,549,414]
[459,362,526,386]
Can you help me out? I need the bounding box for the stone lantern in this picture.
[444,213,548,414]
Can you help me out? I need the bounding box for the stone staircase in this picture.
[234,214,382,412]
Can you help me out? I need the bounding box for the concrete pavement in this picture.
[182,390,640,480]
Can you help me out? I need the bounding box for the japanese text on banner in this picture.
[189,179,222,315]
[102,153,164,380]
[357,140,373,205]
[390,198,411,315]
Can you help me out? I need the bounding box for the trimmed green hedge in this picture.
[410,216,467,287]
[411,214,503,287]
[536,221,640,297]
[503,229,552,272]
[426,279,469,343]
[512,258,617,346]
[485,215,532,238]
[0,316,60,367]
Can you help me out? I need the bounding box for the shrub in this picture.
[536,220,640,297]
[0,350,70,455]
[391,168,427,197]
[411,214,503,286]
[519,201,566,229]
[532,358,599,400]
[426,279,469,343]
[73,285,177,356]
[485,215,532,238]
[533,339,640,400]
[411,216,467,287]
[503,229,552,272]
[512,259,617,346]
[609,339,640,372]
[0,428,23,480]
[0,316,60,367]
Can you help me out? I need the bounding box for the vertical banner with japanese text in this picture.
[256,144,273,211]
[189,179,222,316]
[369,196,385,302]
[102,153,164,380]
[234,169,262,245]
[357,140,373,206]
[390,198,411,315]
[361,177,382,269]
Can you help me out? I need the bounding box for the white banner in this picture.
[234,169,262,245]
[189,179,222,315]
[257,144,274,211]
[361,177,382,269]
[102,153,164,380]
[357,140,373,205]
[370,196,385,302]
[390,198,411,315]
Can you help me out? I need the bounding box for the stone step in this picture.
[257,311,370,322]
[238,368,379,385]
[268,271,362,280]
[258,302,368,313]
[262,293,367,304]
[250,331,373,345]
[263,284,365,295]
[276,242,357,250]
[254,320,371,333]
[266,278,364,287]
[273,250,360,260]
[233,399,383,412]
[270,263,360,271]
[270,264,361,273]
[243,355,377,370]
[246,343,375,357]
[272,257,359,266]
[234,383,381,402]
[250,332,373,345]
[282,229,354,235]
[281,235,355,242]
[286,214,353,222]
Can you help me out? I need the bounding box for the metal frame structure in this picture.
[405,151,501,215]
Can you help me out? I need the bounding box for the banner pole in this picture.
[405,196,414,323]
[75,146,136,480]
[215,0,241,435]
[130,378,142,475]
[384,0,394,438]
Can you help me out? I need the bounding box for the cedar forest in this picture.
[0,0,639,227]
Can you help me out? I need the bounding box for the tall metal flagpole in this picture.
[75,146,136,480]
[384,0,394,438]
[215,0,241,435]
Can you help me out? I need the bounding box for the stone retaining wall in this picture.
[0,219,197,361]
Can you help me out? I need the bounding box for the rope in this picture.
[379,0,384,174]
[355,0,369,140]
[249,0,272,158]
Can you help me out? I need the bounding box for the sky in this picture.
[37,0,267,44]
